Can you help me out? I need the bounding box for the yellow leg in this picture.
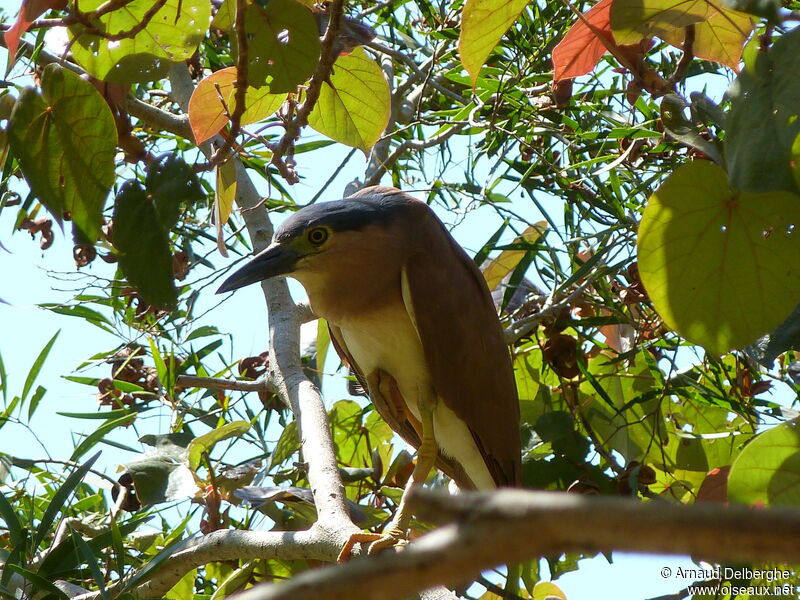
[367,404,437,554]
[337,404,437,561]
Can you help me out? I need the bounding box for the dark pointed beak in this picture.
[216,243,300,294]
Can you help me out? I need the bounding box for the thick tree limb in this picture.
[221,488,800,600]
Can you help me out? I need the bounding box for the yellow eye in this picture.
[307,227,328,246]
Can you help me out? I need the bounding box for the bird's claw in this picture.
[337,528,408,562]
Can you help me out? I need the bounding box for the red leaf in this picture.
[552,0,616,82]
[4,0,67,66]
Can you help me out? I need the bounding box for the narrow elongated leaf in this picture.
[637,160,800,354]
[482,223,547,292]
[112,181,177,309]
[69,0,210,83]
[38,514,152,578]
[308,46,390,153]
[70,417,135,461]
[459,0,530,85]
[21,330,58,404]
[3,564,68,599]
[70,529,108,599]
[0,491,24,549]
[27,386,46,421]
[33,452,100,550]
[215,159,237,256]
[7,64,115,242]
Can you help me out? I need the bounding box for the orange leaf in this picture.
[188,67,286,144]
[552,0,617,82]
[4,0,67,66]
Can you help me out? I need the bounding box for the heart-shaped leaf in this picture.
[308,46,390,153]
[637,160,800,355]
[8,64,116,243]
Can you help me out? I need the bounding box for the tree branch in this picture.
[219,488,800,600]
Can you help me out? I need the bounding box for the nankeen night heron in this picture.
[218,186,521,553]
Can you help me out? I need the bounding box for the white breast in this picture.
[336,297,495,490]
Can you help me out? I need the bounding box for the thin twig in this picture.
[176,374,276,394]
[208,0,249,166]
[270,0,345,183]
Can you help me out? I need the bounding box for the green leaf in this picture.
[270,420,299,469]
[458,0,530,86]
[112,181,177,309]
[726,27,800,195]
[165,568,198,600]
[124,457,198,506]
[0,351,6,403]
[637,160,800,355]
[215,158,237,255]
[7,64,115,242]
[119,534,194,592]
[145,154,204,231]
[70,528,108,599]
[728,418,800,506]
[39,304,113,332]
[33,451,100,551]
[611,0,712,45]
[70,416,137,461]
[660,94,723,164]
[245,0,321,92]
[723,0,780,21]
[0,491,25,550]
[185,325,220,342]
[308,46,391,153]
[27,386,46,421]
[187,420,251,470]
[21,330,59,404]
[3,564,68,599]
[68,0,210,83]
[38,514,153,578]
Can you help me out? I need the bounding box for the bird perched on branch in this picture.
[218,186,520,555]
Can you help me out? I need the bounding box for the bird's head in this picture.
[216,191,413,295]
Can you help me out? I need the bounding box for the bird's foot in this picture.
[336,526,408,562]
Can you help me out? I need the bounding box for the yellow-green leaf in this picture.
[69,0,210,82]
[458,0,529,86]
[482,221,547,292]
[637,160,800,355]
[532,581,568,600]
[189,67,287,144]
[215,159,238,256]
[728,418,800,507]
[188,420,251,470]
[611,0,713,45]
[7,64,116,243]
[308,46,390,154]
[659,6,752,70]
